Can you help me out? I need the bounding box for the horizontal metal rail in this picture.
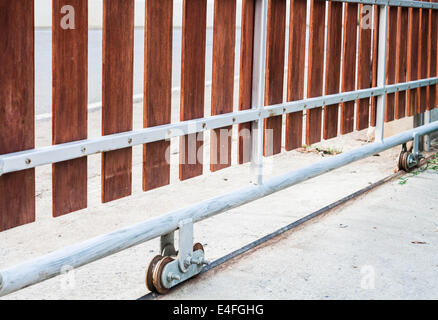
[331,0,438,9]
[1,77,437,176]
[1,120,437,297]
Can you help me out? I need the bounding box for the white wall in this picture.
[35,0,243,28]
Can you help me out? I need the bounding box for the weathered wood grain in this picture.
[286,0,307,150]
[395,6,408,119]
[52,0,88,217]
[211,0,236,171]
[407,7,420,116]
[264,0,286,156]
[102,0,134,203]
[418,1,429,113]
[323,2,342,139]
[340,3,358,134]
[306,0,326,145]
[286,0,307,149]
[0,0,35,231]
[144,0,173,190]
[180,0,207,180]
[385,6,397,122]
[238,0,255,164]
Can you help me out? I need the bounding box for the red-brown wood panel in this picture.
[407,7,420,116]
[340,3,358,134]
[286,0,307,149]
[144,0,173,191]
[356,4,372,131]
[264,0,286,156]
[371,6,379,127]
[211,0,236,171]
[323,2,342,140]
[418,1,429,113]
[395,7,408,119]
[52,0,88,217]
[0,0,35,231]
[306,0,326,145]
[384,6,397,122]
[427,0,437,110]
[238,0,255,164]
[102,0,134,203]
[180,0,207,180]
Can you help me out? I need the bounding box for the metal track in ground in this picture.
[138,155,433,300]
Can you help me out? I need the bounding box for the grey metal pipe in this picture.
[1,120,437,297]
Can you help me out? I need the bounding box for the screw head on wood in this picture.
[25,158,31,165]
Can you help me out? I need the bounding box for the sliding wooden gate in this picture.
[1,0,437,232]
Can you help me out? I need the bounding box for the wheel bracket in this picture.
[146,219,208,294]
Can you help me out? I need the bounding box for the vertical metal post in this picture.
[414,113,425,151]
[375,4,389,142]
[251,0,268,185]
[160,232,176,256]
[424,110,431,151]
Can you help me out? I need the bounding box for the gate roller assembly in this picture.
[146,219,208,294]
[398,133,424,172]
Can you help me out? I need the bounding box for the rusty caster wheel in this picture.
[399,152,411,172]
[398,143,413,172]
[147,243,206,294]
[145,255,163,292]
[152,256,175,294]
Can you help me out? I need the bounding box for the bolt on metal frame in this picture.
[1,77,436,176]
[0,0,438,296]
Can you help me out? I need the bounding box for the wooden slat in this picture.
[428,0,438,110]
[102,0,134,203]
[407,7,420,116]
[323,2,342,140]
[238,0,255,164]
[340,3,358,134]
[384,6,397,122]
[395,6,408,119]
[180,0,207,180]
[211,0,236,171]
[264,0,286,156]
[286,0,307,149]
[370,5,379,127]
[0,0,35,231]
[418,1,429,114]
[356,4,372,131]
[143,0,173,191]
[52,0,88,217]
[306,0,326,145]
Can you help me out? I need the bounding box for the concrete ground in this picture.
[1,100,437,299]
[160,160,438,300]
